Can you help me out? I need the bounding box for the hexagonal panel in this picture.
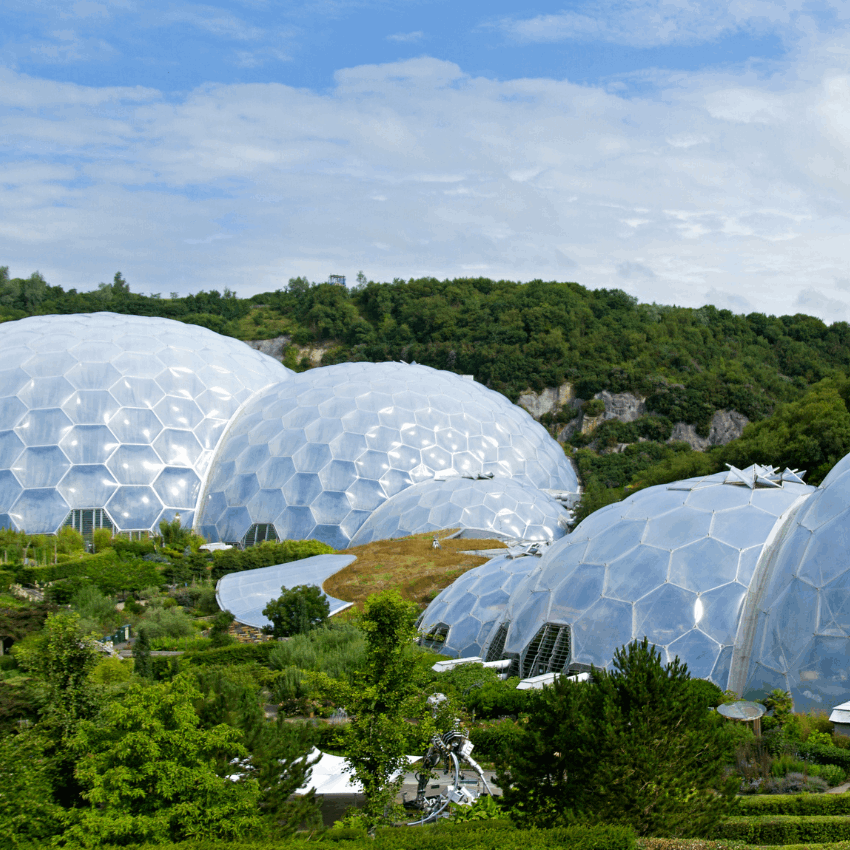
[153,429,203,467]
[15,409,73,446]
[12,446,71,488]
[153,467,201,508]
[62,390,120,426]
[106,485,163,530]
[108,445,165,485]
[18,376,76,410]
[669,537,740,592]
[57,465,120,508]
[107,407,163,443]
[109,377,165,409]
[0,396,27,431]
[0,470,23,512]
[9,488,70,534]
[66,362,121,391]
[0,430,25,467]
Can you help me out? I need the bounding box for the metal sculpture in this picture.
[404,693,492,825]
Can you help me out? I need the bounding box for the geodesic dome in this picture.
[347,476,569,547]
[481,466,813,685]
[197,361,577,549]
[0,313,291,535]
[741,454,850,710]
[418,553,540,658]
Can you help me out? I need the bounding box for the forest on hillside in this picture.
[4,266,850,516]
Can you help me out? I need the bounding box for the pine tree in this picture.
[498,638,738,837]
[132,627,152,679]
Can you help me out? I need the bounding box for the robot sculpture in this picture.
[404,693,493,825]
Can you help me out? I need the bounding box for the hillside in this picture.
[4,267,850,517]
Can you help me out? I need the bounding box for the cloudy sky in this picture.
[3,1,850,320]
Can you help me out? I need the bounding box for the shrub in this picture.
[715,814,850,844]
[737,793,850,815]
[269,622,365,682]
[809,763,846,786]
[136,606,195,640]
[761,772,829,794]
[92,528,113,553]
[181,642,276,667]
[263,584,330,637]
[583,398,606,417]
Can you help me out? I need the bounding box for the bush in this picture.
[761,773,829,794]
[136,606,195,640]
[269,622,365,681]
[737,794,850,816]
[469,719,526,760]
[715,815,850,844]
[583,398,606,417]
[181,642,276,667]
[808,763,846,786]
[211,540,335,580]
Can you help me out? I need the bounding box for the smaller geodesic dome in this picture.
[481,466,813,685]
[741,454,850,710]
[347,475,569,547]
[418,553,540,658]
[0,313,292,535]
[197,361,578,549]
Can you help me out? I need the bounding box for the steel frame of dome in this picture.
[348,476,570,547]
[197,361,578,550]
[0,313,292,535]
[479,467,814,690]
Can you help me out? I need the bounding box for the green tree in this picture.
[337,590,431,831]
[133,627,152,678]
[262,585,330,637]
[0,731,62,849]
[498,638,738,836]
[210,609,235,647]
[62,674,260,846]
[759,688,794,724]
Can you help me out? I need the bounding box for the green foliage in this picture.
[0,731,62,849]
[263,584,330,637]
[582,398,606,417]
[133,627,152,678]
[211,539,335,580]
[338,590,432,831]
[210,609,235,647]
[497,638,738,837]
[715,815,850,844]
[62,674,260,846]
[181,641,276,667]
[759,688,795,724]
[136,605,195,640]
[268,621,366,682]
[737,794,850,815]
[450,794,504,822]
[70,584,119,633]
[92,527,113,553]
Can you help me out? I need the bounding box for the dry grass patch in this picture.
[324,531,506,610]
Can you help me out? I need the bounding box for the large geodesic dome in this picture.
[197,361,577,549]
[418,553,540,658]
[740,454,850,709]
[348,476,569,547]
[480,466,813,686]
[0,313,291,535]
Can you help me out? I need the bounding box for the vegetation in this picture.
[263,585,330,637]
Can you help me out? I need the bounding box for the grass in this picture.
[325,530,506,610]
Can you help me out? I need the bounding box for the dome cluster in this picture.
[0,314,575,547]
[0,314,291,536]
[424,464,850,710]
[197,361,576,549]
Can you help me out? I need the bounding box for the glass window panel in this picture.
[153,429,202,467]
[365,425,401,453]
[153,467,201,508]
[355,391,395,415]
[572,597,634,668]
[17,376,76,410]
[281,405,321,430]
[28,332,80,353]
[65,362,121,391]
[292,442,332,474]
[621,486,684,520]
[329,431,368,461]
[584,519,647,563]
[281,472,323,506]
[0,397,26,432]
[107,407,163,443]
[153,396,203,429]
[245,488,288,524]
[0,430,25,467]
[256,455,296,489]
[505,592,551,654]
[667,629,720,679]
[277,505,318,540]
[310,490,352,525]
[16,409,73,446]
[156,348,206,373]
[9,488,71,534]
[797,514,850,587]
[113,351,164,378]
[669,537,739,592]
[699,581,749,646]
[58,465,120,508]
[711,508,778,550]
[109,377,165,409]
[303,416,345,444]
[107,485,163,530]
[643,507,711,549]
[235,443,271,474]
[62,390,120,425]
[194,388,240,420]
[12,446,70,488]
[605,544,669,602]
[107,445,165,485]
[310,523,350,550]
[339,509,372,539]
[194,418,228,451]
[634,583,697,646]
[0,470,22,512]
[21,351,70,379]
[318,459,358,492]
[225,473,260,505]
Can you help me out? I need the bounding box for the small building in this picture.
[830,700,850,736]
[328,274,346,286]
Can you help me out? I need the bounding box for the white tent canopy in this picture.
[296,748,420,795]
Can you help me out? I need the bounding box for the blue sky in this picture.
[3,1,850,321]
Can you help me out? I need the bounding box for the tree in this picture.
[337,590,431,831]
[759,688,793,724]
[262,585,329,637]
[62,674,260,846]
[498,638,738,837]
[133,627,152,678]
[210,609,235,647]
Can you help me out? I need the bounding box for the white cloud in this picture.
[6,38,850,321]
[387,31,424,43]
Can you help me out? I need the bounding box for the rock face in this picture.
[669,409,749,451]
[245,336,330,367]
[517,382,574,418]
[596,391,646,422]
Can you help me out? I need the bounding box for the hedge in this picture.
[797,742,850,773]
[737,795,850,816]
[180,642,277,667]
[84,823,635,850]
[210,540,336,580]
[715,815,850,845]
